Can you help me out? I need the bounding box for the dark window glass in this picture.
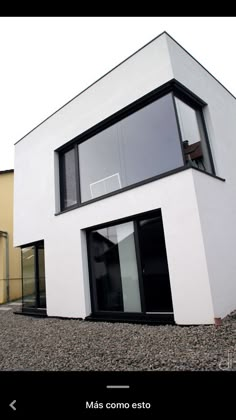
[137,215,173,312]
[60,148,77,210]
[175,97,212,173]
[79,93,184,202]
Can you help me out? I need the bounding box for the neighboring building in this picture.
[14,32,236,324]
[0,170,21,303]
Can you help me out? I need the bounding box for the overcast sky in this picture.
[0,16,236,170]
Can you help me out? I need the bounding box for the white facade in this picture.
[14,32,236,324]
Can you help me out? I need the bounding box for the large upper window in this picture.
[78,93,183,202]
[58,86,214,211]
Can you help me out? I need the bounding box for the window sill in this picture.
[55,165,225,216]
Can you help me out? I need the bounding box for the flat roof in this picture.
[0,169,14,174]
[14,31,236,146]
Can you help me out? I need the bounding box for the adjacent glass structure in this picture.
[59,88,214,211]
[22,247,36,308]
[22,242,46,310]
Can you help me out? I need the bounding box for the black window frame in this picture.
[172,91,215,175]
[57,79,216,214]
[21,240,45,311]
[59,144,80,212]
[86,208,173,319]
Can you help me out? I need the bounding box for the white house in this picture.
[14,32,236,325]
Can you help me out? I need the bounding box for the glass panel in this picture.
[79,125,122,202]
[38,247,46,308]
[22,247,36,308]
[119,93,183,186]
[138,215,173,313]
[90,222,141,312]
[60,148,77,209]
[175,97,212,172]
[175,97,201,144]
[79,93,183,202]
[116,223,141,312]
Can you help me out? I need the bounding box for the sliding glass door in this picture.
[87,210,173,317]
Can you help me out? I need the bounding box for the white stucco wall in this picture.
[192,171,236,319]
[167,36,236,319]
[45,169,215,323]
[14,32,236,324]
[14,34,173,242]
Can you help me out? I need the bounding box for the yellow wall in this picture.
[0,171,21,303]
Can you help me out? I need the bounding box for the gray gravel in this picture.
[0,306,235,371]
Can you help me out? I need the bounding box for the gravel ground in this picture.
[0,305,235,371]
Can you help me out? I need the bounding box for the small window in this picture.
[175,97,213,173]
[60,148,77,210]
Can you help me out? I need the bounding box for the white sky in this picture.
[1,16,236,170]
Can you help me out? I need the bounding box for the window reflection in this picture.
[90,222,141,312]
[175,97,212,172]
[79,93,183,202]
[183,140,205,170]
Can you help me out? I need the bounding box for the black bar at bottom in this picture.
[1,371,234,417]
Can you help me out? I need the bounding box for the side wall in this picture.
[167,36,236,318]
[193,171,235,318]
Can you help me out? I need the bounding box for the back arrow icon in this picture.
[9,400,16,411]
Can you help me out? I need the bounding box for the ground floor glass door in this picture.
[22,241,46,309]
[88,222,142,312]
[88,210,173,317]
[137,214,173,313]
